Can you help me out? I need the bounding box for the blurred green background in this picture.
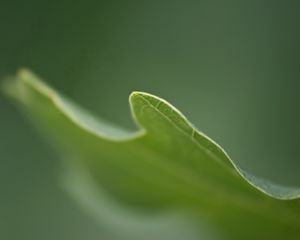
[1,0,300,239]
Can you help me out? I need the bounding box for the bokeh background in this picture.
[1,1,300,239]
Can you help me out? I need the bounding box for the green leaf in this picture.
[3,69,300,239]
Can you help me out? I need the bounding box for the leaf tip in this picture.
[1,68,49,107]
[129,91,163,105]
[129,91,150,110]
[129,91,158,129]
[129,91,147,100]
[1,68,31,97]
[17,67,34,80]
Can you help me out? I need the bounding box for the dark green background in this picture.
[1,1,300,239]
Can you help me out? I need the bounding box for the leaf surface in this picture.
[3,69,300,239]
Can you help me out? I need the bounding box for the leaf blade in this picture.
[4,69,300,238]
